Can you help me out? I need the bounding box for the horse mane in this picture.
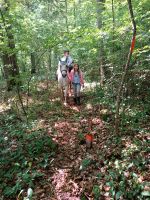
[60,60,67,65]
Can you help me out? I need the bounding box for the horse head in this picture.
[59,59,68,78]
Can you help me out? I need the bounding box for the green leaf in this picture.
[132,172,138,178]
[141,191,150,196]
[116,191,122,200]
[92,185,100,199]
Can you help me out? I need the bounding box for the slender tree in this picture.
[65,0,69,32]
[96,0,105,86]
[112,0,115,53]
[31,52,36,74]
[115,0,137,133]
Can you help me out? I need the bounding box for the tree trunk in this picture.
[31,52,36,74]
[64,0,69,32]
[115,0,137,134]
[48,48,52,72]
[96,0,105,86]
[0,0,20,91]
[110,0,115,101]
[73,1,76,28]
[112,0,115,54]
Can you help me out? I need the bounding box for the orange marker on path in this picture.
[85,134,93,148]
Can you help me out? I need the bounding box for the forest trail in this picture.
[1,81,149,200]
[0,0,149,199]
[32,81,116,200]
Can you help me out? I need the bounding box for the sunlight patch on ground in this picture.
[52,169,81,200]
[50,97,60,102]
[84,82,100,90]
[1,94,45,114]
[0,103,10,113]
[68,105,80,112]
[26,119,49,133]
[121,137,143,163]
[37,80,58,92]
[86,103,93,110]
[34,119,49,129]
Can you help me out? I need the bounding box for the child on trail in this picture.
[68,63,84,105]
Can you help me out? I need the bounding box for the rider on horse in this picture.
[61,50,73,72]
[58,50,73,94]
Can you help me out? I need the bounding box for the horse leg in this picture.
[64,86,68,105]
[62,88,65,102]
[59,87,64,104]
[69,81,72,96]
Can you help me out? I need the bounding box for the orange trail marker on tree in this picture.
[130,35,136,53]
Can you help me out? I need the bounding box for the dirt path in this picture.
[33,92,113,200]
[1,81,149,200]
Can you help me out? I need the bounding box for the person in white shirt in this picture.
[59,50,73,72]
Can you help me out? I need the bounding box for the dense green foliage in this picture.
[0,112,57,198]
[0,0,149,199]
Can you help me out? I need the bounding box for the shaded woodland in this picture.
[0,0,149,199]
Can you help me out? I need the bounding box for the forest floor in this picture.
[27,81,114,199]
[36,85,113,200]
[0,81,150,200]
